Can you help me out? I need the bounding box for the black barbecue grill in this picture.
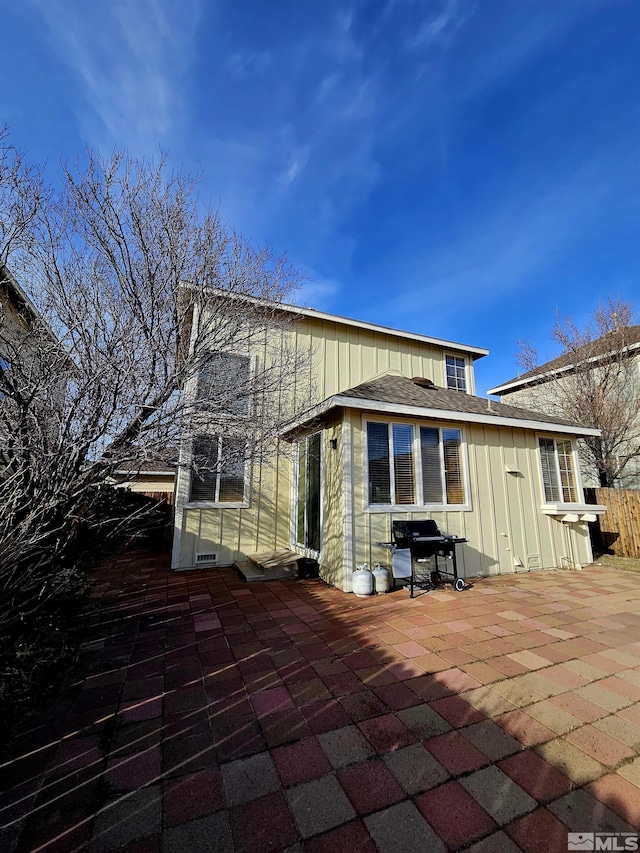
[390,519,467,597]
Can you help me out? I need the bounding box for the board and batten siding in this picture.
[175,313,466,568]
[349,413,593,587]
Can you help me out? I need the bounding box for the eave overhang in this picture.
[281,394,601,441]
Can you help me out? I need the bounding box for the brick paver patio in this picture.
[1,550,639,852]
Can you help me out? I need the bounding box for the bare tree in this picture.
[515,299,640,487]
[0,135,309,634]
[514,339,539,373]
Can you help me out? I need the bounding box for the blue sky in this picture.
[1,0,638,393]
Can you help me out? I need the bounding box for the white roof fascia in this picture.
[282,395,601,438]
[488,342,640,395]
[195,285,489,359]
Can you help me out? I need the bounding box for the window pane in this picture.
[446,355,466,391]
[218,436,246,501]
[297,441,306,544]
[420,427,442,503]
[392,424,414,504]
[198,352,250,416]
[442,429,464,504]
[556,439,577,502]
[190,436,219,501]
[307,433,321,552]
[367,422,391,504]
[539,438,561,502]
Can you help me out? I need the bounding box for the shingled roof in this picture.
[487,324,640,395]
[282,373,600,438]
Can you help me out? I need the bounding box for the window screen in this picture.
[420,427,442,503]
[218,436,246,502]
[556,439,577,503]
[198,352,250,416]
[392,424,415,504]
[442,428,464,504]
[368,421,465,507]
[190,436,219,502]
[190,435,247,503]
[539,438,561,502]
[539,437,576,503]
[367,422,391,504]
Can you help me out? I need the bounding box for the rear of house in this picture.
[172,302,604,590]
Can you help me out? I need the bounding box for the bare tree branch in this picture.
[511,299,639,487]
[0,135,311,631]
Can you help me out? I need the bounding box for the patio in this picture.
[1,550,639,852]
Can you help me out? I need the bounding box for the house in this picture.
[0,264,47,375]
[111,453,178,504]
[1,265,66,464]
[487,325,640,489]
[172,301,605,591]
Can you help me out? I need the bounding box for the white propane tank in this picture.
[352,563,373,597]
[372,564,390,594]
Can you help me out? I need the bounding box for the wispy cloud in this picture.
[297,271,341,309]
[379,152,622,326]
[407,0,467,52]
[32,0,202,152]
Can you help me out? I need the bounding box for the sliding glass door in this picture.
[295,433,321,553]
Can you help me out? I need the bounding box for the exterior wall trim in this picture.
[342,415,354,591]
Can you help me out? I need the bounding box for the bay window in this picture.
[366,420,466,508]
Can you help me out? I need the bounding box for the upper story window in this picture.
[366,420,466,509]
[197,352,251,417]
[445,355,467,392]
[538,437,578,503]
[189,435,248,504]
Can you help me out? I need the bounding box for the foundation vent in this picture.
[196,553,217,564]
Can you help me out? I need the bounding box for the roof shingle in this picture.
[338,374,585,428]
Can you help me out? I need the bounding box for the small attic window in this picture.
[412,377,436,389]
[445,355,467,392]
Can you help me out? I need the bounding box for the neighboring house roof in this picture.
[487,325,640,396]
[113,450,178,477]
[195,286,489,360]
[0,264,42,325]
[282,372,601,439]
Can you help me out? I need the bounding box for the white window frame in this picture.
[363,417,471,512]
[185,434,250,508]
[444,353,468,393]
[537,434,583,507]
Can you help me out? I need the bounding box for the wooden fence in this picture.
[585,487,640,558]
[142,490,174,506]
